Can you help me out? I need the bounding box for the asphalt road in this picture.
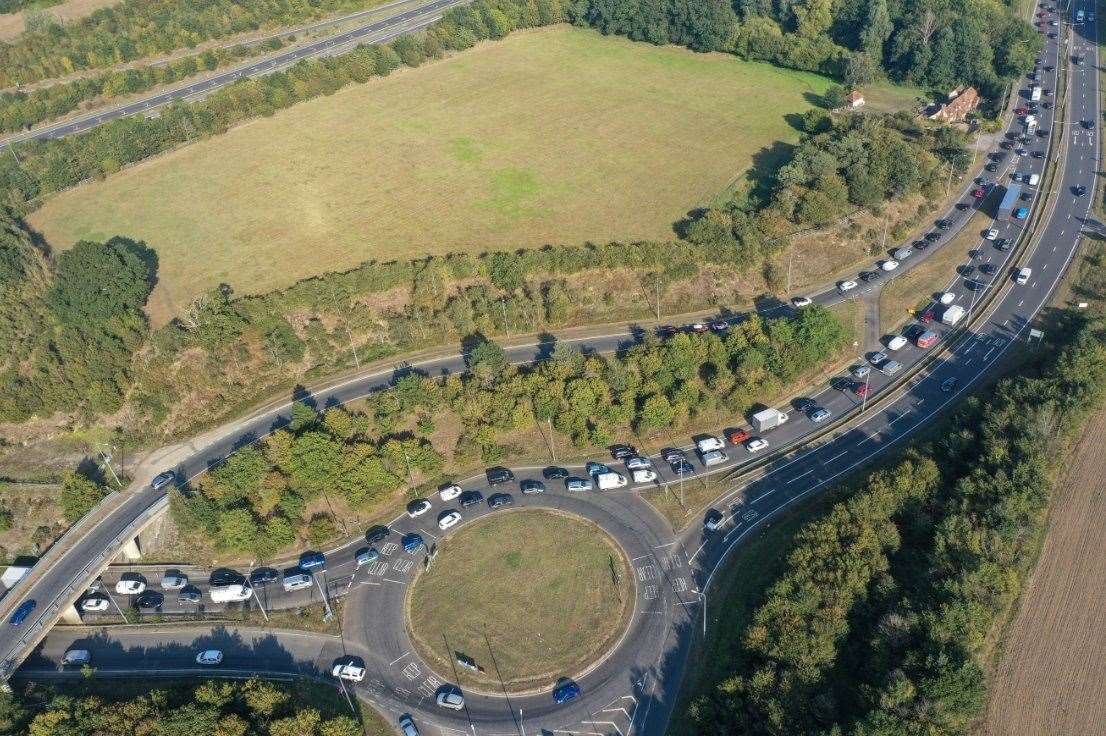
[0,0,466,150]
[5,2,1100,735]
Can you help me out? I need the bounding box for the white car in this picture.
[695,436,724,454]
[161,573,188,590]
[115,579,146,595]
[438,511,462,531]
[880,259,899,272]
[437,691,465,710]
[791,296,813,307]
[439,484,462,502]
[837,280,858,294]
[1015,267,1032,285]
[939,291,956,306]
[196,650,223,666]
[407,499,432,518]
[631,469,657,483]
[745,438,769,453]
[332,662,366,682]
[985,229,999,240]
[80,596,110,613]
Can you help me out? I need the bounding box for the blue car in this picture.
[553,681,581,704]
[9,599,36,626]
[1014,207,1029,219]
[299,551,326,570]
[402,533,424,553]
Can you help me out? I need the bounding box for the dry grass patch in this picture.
[879,210,987,333]
[406,508,633,692]
[0,0,120,42]
[29,25,832,325]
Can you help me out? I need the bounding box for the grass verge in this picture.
[405,508,632,693]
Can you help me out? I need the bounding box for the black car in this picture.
[980,263,997,275]
[460,490,484,508]
[924,231,942,242]
[1031,150,1045,158]
[661,447,686,464]
[1084,119,1096,130]
[985,162,998,172]
[249,568,279,587]
[670,459,695,476]
[609,444,638,460]
[861,271,880,282]
[178,588,202,604]
[542,466,569,480]
[996,239,1012,252]
[520,479,546,495]
[134,592,164,609]
[488,493,514,509]
[365,525,390,544]
[955,202,971,211]
[793,397,817,412]
[486,466,515,485]
[1074,185,1088,197]
[935,219,950,229]
[210,569,245,587]
[958,265,976,277]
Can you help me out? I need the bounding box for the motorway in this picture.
[0,0,466,149]
[3,2,1101,736]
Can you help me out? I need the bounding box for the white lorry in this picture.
[1030,85,1042,102]
[751,408,789,432]
[942,304,966,326]
[595,471,628,490]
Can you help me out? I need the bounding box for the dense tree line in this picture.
[0,0,566,207]
[570,0,1039,94]
[173,308,848,556]
[0,38,284,135]
[686,313,1106,734]
[0,208,156,422]
[0,678,364,736]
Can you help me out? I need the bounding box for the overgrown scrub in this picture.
[0,208,155,423]
[684,313,1106,735]
[173,308,850,558]
[0,0,567,207]
[0,677,365,736]
[0,38,285,134]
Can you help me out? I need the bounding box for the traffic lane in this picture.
[18,625,342,679]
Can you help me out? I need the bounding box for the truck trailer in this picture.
[998,183,1022,218]
[751,408,789,432]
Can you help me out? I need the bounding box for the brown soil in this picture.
[978,407,1106,736]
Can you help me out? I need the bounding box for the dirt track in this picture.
[980,408,1106,735]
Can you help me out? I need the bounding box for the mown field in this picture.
[29,25,833,325]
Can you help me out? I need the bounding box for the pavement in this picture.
[2,2,1101,736]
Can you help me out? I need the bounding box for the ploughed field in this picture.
[29,24,831,325]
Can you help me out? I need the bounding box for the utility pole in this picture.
[245,563,269,624]
[654,273,662,321]
[96,444,123,489]
[547,418,556,463]
[500,298,510,337]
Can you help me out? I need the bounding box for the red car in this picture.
[727,428,751,445]
[1015,107,1028,115]
[853,383,870,398]
[972,187,986,198]
[920,310,935,324]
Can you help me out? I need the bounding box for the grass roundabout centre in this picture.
[405,508,635,693]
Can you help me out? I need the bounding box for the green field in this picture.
[406,509,632,692]
[29,25,832,325]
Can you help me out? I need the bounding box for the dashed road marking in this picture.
[380,543,399,556]
[402,662,421,680]
[642,585,658,600]
[636,565,658,582]
[391,559,414,574]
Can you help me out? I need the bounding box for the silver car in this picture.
[161,572,188,590]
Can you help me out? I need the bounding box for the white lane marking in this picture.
[787,469,815,484]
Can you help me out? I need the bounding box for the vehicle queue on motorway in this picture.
[3,3,1100,736]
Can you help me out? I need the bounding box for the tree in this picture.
[217,508,259,552]
[60,471,108,523]
[822,84,848,109]
[860,0,892,62]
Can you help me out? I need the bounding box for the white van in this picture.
[1028,173,1040,186]
[886,335,908,351]
[62,649,91,666]
[1015,267,1032,285]
[282,573,313,592]
[701,450,727,467]
[595,471,628,490]
[209,584,253,603]
[695,436,724,454]
[631,469,657,483]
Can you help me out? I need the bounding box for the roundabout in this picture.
[405,509,635,694]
